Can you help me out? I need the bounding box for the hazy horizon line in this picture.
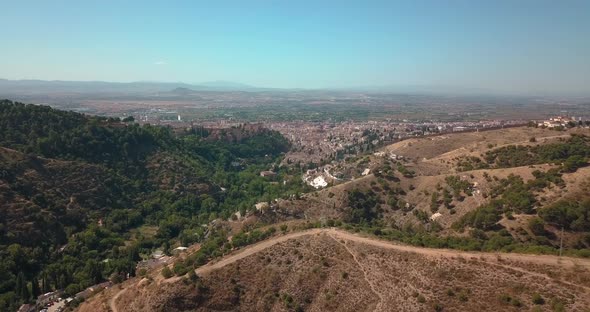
[1,77,589,98]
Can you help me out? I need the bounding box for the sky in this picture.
[1,0,589,95]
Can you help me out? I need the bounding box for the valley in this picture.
[1,101,590,312]
[73,123,590,312]
[3,2,590,311]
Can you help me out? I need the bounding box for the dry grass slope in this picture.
[79,229,590,312]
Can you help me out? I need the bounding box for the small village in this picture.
[536,115,588,128]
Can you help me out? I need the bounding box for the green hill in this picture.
[0,100,300,311]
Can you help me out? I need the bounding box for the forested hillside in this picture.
[0,100,300,311]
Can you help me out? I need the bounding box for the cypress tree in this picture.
[42,272,50,293]
[23,283,30,302]
[15,272,29,301]
[15,272,23,299]
[31,277,41,298]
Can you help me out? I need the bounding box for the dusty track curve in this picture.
[109,228,590,312]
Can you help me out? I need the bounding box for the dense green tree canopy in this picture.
[0,100,299,311]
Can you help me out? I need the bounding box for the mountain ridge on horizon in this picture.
[0,78,259,93]
[0,78,588,98]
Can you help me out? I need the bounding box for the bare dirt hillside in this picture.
[384,127,581,161]
[78,229,590,312]
[272,127,590,250]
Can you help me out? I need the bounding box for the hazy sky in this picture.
[1,0,589,94]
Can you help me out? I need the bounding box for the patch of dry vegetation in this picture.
[79,231,590,312]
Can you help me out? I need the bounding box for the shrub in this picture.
[500,294,522,307]
[532,293,545,305]
[528,217,546,236]
[453,203,501,231]
[539,198,590,231]
[433,303,444,312]
[457,290,468,302]
[511,298,522,307]
[161,266,173,279]
[562,155,587,172]
[551,298,565,312]
[500,294,511,304]
[187,270,199,282]
[346,189,379,223]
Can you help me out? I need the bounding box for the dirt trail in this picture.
[109,228,590,312]
[331,230,579,266]
[327,229,590,292]
[173,228,590,278]
[331,235,384,312]
[426,133,571,162]
[169,228,590,282]
[163,228,324,284]
[109,286,126,312]
[196,229,324,275]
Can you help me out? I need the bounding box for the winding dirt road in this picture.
[109,286,126,312]
[108,228,590,312]
[193,228,590,273]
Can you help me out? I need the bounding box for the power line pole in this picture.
[559,226,564,257]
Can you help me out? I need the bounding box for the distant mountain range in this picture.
[0,79,260,94]
[0,79,500,96]
[0,78,587,97]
